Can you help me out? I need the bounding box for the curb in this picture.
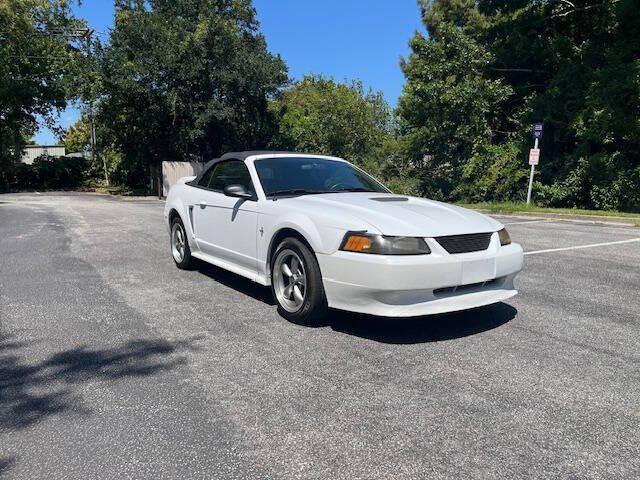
[471,210,639,228]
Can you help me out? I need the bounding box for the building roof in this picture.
[24,144,65,149]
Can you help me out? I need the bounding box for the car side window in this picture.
[197,167,216,188]
[207,160,254,194]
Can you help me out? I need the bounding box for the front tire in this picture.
[170,217,194,269]
[271,237,327,326]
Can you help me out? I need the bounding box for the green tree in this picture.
[0,0,85,189]
[63,116,91,153]
[98,0,287,193]
[397,16,512,200]
[420,0,488,35]
[476,0,640,209]
[398,0,640,210]
[63,115,124,185]
[269,75,396,176]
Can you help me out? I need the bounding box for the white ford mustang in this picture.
[164,151,523,325]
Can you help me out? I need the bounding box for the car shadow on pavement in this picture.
[191,261,517,343]
[194,260,276,305]
[0,333,201,433]
[326,302,518,344]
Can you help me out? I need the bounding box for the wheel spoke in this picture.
[283,284,293,299]
[172,225,186,262]
[282,263,293,278]
[296,275,306,287]
[291,256,300,275]
[293,285,304,304]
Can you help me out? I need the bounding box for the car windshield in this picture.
[254,157,390,196]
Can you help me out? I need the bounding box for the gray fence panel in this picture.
[162,161,205,197]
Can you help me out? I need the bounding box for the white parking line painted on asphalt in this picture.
[504,219,552,225]
[491,213,637,227]
[525,238,640,256]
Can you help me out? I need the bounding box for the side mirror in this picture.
[224,184,253,199]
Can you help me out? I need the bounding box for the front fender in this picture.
[164,185,193,238]
[259,212,362,281]
[265,216,330,255]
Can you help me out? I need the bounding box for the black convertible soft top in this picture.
[190,150,320,185]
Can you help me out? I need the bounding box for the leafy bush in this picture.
[455,142,529,202]
[11,163,40,189]
[536,154,640,211]
[9,156,88,190]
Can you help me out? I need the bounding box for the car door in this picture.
[192,160,258,273]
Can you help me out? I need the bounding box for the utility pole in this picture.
[40,27,109,185]
[88,101,108,186]
[82,29,109,186]
[527,123,543,204]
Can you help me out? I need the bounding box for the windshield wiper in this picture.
[267,187,378,198]
[267,189,323,199]
[329,187,377,193]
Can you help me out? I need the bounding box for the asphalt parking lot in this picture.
[1,192,639,480]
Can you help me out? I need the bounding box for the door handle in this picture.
[199,200,207,209]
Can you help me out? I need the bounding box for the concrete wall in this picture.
[162,161,205,197]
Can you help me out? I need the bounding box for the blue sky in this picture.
[35,0,424,144]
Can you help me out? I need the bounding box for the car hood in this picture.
[286,192,502,237]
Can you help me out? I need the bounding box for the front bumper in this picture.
[317,234,523,317]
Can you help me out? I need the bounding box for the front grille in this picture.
[433,277,502,296]
[435,232,493,254]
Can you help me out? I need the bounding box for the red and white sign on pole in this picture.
[526,123,543,204]
[529,148,540,166]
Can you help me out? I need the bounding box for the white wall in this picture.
[21,146,66,164]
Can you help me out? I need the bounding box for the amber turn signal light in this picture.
[342,235,373,252]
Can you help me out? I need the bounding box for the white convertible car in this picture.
[164,152,523,325]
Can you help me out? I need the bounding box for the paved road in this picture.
[1,192,639,480]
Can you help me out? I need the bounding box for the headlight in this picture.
[498,228,511,246]
[340,232,431,255]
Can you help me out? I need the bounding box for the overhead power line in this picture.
[40,28,94,39]
[0,28,95,41]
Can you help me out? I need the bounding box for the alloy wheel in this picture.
[171,222,186,263]
[273,249,307,312]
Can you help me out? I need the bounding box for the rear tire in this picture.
[271,237,327,326]
[170,217,194,270]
